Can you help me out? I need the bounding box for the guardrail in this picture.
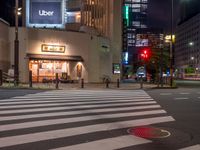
[2,71,15,85]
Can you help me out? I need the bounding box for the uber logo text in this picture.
[39,10,54,16]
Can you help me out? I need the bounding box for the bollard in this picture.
[140,76,143,89]
[56,73,59,89]
[0,70,2,86]
[106,78,109,88]
[29,70,32,88]
[81,78,84,88]
[117,79,120,88]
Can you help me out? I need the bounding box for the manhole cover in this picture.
[128,126,171,139]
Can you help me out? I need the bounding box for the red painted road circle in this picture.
[128,126,171,139]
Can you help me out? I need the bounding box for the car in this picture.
[135,66,147,81]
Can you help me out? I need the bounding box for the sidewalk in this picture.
[0,82,171,90]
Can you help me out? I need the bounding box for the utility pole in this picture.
[160,47,164,87]
[14,0,19,86]
[170,0,174,87]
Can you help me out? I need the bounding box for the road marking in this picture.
[0,98,154,106]
[174,98,189,100]
[0,105,161,122]
[0,97,152,102]
[0,116,174,148]
[0,101,157,115]
[51,135,151,150]
[0,110,166,132]
[13,95,150,99]
[160,93,172,96]
[0,90,175,149]
[0,100,156,109]
[180,93,190,95]
[179,144,200,150]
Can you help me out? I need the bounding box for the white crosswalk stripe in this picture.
[179,145,200,150]
[51,135,151,150]
[0,90,175,150]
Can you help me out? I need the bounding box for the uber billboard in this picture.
[26,0,65,29]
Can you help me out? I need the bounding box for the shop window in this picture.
[77,63,82,78]
[66,11,81,23]
[29,60,69,82]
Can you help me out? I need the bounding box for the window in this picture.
[66,11,81,23]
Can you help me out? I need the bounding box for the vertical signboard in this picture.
[113,63,121,74]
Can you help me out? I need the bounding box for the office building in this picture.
[122,0,148,75]
[175,13,200,78]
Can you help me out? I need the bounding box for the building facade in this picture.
[0,0,122,83]
[0,19,10,72]
[175,13,200,77]
[136,28,164,49]
[122,0,148,76]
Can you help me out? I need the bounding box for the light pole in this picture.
[170,0,174,87]
[14,0,19,86]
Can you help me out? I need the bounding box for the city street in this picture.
[0,0,200,149]
[146,88,200,149]
[0,88,199,150]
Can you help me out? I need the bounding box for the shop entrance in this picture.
[29,60,69,82]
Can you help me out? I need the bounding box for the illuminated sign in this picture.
[136,34,149,47]
[26,0,65,29]
[123,6,129,26]
[41,44,65,53]
[122,52,128,65]
[113,63,121,74]
[165,35,175,43]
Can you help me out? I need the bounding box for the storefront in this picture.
[7,27,113,83]
[27,54,83,82]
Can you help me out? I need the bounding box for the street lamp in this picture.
[189,42,194,46]
[14,0,19,86]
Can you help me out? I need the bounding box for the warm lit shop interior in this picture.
[29,60,71,82]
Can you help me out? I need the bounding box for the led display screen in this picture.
[30,2,62,24]
[26,0,65,28]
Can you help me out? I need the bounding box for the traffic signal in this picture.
[140,48,151,60]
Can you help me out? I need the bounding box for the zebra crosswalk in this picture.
[179,145,200,150]
[0,90,175,150]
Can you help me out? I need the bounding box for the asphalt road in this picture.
[145,87,200,149]
[0,88,199,149]
[0,89,47,100]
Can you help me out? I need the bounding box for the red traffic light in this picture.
[140,48,150,60]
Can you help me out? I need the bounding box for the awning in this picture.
[26,54,84,62]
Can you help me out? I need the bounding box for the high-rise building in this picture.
[175,13,200,79]
[65,0,110,37]
[175,0,200,79]
[24,0,111,37]
[122,0,148,76]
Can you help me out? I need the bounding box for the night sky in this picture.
[0,0,179,32]
[148,0,180,33]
